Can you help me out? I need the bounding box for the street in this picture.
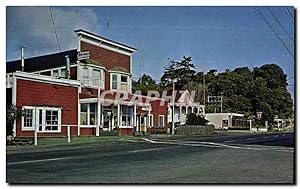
[6,132,294,184]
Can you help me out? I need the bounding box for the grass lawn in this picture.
[37,135,143,146]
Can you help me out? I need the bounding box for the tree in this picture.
[185,113,209,125]
[160,56,196,89]
[132,74,159,95]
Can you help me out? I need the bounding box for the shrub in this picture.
[6,105,24,136]
[177,125,214,136]
[185,113,209,125]
[100,130,118,136]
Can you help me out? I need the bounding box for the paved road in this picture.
[6,132,294,184]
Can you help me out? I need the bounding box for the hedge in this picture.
[176,125,215,136]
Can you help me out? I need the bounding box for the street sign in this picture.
[256,112,263,120]
[77,51,90,60]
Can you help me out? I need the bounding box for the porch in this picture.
[79,98,153,136]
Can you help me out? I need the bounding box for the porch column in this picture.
[179,105,182,123]
[134,104,137,129]
[101,113,104,128]
[197,107,200,115]
[148,106,151,128]
[191,106,194,113]
[96,102,101,137]
[117,103,121,127]
[185,106,188,114]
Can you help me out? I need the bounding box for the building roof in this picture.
[74,29,137,52]
[6,49,77,73]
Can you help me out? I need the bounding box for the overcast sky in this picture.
[6,6,294,96]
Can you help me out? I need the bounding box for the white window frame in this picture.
[78,64,105,89]
[79,103,98,127]
[149,114,153,127]
[21,106,62,133]
[42,107,62,132]
[110,73,130,92]
[158,115,165,128]
[21,106,35,131]
[111,74,118,90]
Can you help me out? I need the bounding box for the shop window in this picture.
[80,103,98,126]
[24,109,33,128]
[80,104,88,125]
[22,106,61,132]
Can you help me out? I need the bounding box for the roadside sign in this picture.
[256,112,262,120]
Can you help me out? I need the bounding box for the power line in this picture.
[49,7,62,53]
[284,8,294,24]
[254,7,293,58]
[286,7,294,19]
[267,7,294,41]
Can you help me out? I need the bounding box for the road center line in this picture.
[7,157,73,166]
[142,138,293,152]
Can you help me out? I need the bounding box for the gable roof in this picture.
[162,89,195,104]
[6,49,77,73]
[75,29,137,52]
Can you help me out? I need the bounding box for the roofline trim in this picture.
[75,29,137,52]
[13,71,82,87]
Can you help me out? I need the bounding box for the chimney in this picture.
[65,55,70,79]
[20,45,25,71]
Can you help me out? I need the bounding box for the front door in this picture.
[140,115,147,133]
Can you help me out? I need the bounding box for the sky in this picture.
[6,6,295,96]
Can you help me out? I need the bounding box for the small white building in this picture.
[165,89,205,125]
[205,113,245,129]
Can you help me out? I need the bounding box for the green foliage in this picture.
[156,57,293,123]
[132,74,160,95]
[185,113,209,125]
[160,56,196,89]
[100,130,118,136]
[6,105,24,136]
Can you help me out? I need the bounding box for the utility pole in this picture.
[139,41,143,85]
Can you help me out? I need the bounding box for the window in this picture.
[45,110,59,131]
[111,74,130,91]
[120,75,128,91]
[158,115,164,128]
[149,114,153,127]
[22,106,61,132]
[121,105,133,126]
[112,74,118,89]
[80,104,88,125]
[91,69,101,86]
[80,103,98,126]
[121,75,128,82]
[24,109,33,128]
[90,103,97,125]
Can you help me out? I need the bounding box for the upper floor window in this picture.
[78,64,104,88]
[112,74,118,89]
[110,73,130,91]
